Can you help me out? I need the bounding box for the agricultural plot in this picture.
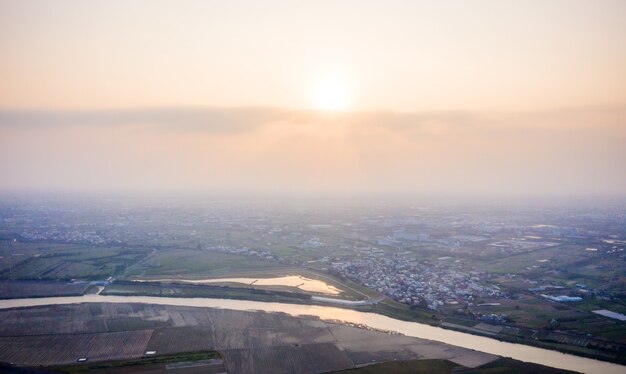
[0,304,108,336]
[223,343,355,374]
[247,326,337,347]
[0,302,500,373]
[0,330,153,366]
[0,245,149,281]
[0,280,87,298]
[0,303,172,336]
[51,352,226,374]
[217,348,253,374]
[146,327,215,355]
[468,294,588,329]
[125,249,283,278]
[104,317,171,332]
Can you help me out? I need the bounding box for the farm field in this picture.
[0,240,296,286]
[0,280,88,299]
[0,240,150,281]
[51,351,225,374]
[124,249,284,278]
[146,327,215,355]
[0,330,153,366]
[0,302,502,373]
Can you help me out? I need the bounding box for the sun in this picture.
[310,77,351,111]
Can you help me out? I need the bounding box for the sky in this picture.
[1,1,625,196]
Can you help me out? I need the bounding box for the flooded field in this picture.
[136,275,342,295]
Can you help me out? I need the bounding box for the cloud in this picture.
[3,105,624,135]
[0,106,291,133]
[0,105,624,196]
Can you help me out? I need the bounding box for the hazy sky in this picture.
[1,1,625,196]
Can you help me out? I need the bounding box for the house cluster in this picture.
[331,256,504,310]
[20,228,114,245]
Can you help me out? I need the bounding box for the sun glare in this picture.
[311,77,351,111]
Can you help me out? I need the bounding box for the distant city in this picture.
[2,196,625,317]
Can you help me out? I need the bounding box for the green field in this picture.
[0,240,149,281]
[124,248,284,277]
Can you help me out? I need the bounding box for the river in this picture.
[0,294,624,374]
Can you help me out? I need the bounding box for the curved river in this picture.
[0,295,624,374]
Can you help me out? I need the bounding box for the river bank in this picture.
[0,294,624,373]
[99,280,626,367]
